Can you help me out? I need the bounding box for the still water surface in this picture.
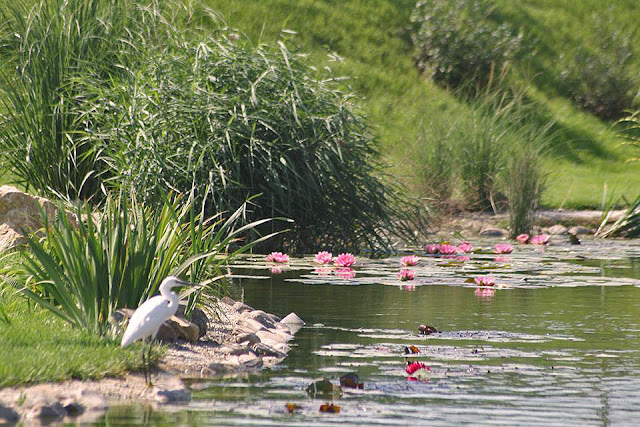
[101,239,640,426]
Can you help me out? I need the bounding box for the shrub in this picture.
[559,17,637,120]
[15,192,275,336]
[75,10,420,252]
[410,0,525,90]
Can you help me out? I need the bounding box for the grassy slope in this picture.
[202,0,640,209]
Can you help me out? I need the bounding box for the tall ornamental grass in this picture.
[14,192,278,337]
[0,0,139,200]
[0,0,423,252]
[74,6,421,252]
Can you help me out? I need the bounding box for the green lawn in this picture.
[0,288,149,387]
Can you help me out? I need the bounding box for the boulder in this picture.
[568,226,591,235]
[167,316,200,343]
[238,353,263,369]
[235,318,268,335]
[280,312,305,325]
[235,333,261,346]
[251,342,286,358]
[479,227,506,237]
[232,302,253,313]
[177,304,208,338]
[0,404,19,423]
[0,185,77,252]
[241,310,279,329]
[546,224,568,235]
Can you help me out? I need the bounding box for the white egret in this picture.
[121,276,199,384]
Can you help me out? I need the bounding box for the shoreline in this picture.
[0,297,303,424]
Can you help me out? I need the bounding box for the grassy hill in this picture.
[202,0,640,209]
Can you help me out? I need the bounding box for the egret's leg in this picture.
[146,338,154,386]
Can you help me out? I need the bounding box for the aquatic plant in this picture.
[335,253,356,267]
[474,276,496,286]
[494,243,513,254]
[458,242,473,253]
[406,361,430,375]
[400,256,420,266]
[267,252,290,263]
[530,235,550,245]
[425,244,439,254]
[398,270,416,281]
[516,234,530,244]
[438,244,458,255]
[315,251,333,264]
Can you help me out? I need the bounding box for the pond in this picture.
[100,238,640,425]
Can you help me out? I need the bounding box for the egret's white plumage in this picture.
[121,276,193,347]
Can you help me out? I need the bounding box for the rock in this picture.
[244,310,280,329]
[0,185,77,253]
[61,400,85,416]
[232,302,253,313]
[25,400,66,420]
[306,378,342,397]
[0,403,19,423]
[340,373,364,389]
[167,316,200,343]
[75,389,108,412]
[238,353,263,369]
[235,318,268,334]
[547,224,568,235]
[217,344,250,356]
[177,304,208,338]
[236,332,261,346]
[256,329,291,344]
[479,227,506,237]
[568,226,591,235]
[280,312,305,325]
[221,296,236,306]
[155,322,179,342]
[251,342,286,358]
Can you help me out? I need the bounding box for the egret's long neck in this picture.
[159,282,179,310]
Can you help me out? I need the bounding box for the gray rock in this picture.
[251,342,286,358]
[547,224,568,235]
[479,228,506,237]
[155,322,178,342]
[232,302,253,313]
[280,312,305,325]
[235,333,261,346]
[217,344,251,356]
[235,318,268,334]
[221,296,236,306]
[242,310,279,329]
[568,226,591,235]
[0,403,19,423]
[76,390,108,412]
[155,388,191,403]
[256,329,291,344]
[238,353,263,369]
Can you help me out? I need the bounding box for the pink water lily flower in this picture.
[334,253,356,267]
[398,269,416,281]
[400,255,420,266]
[516,234,530,244]
[314,251,333,264]
[266,252,289,263]
[530,234,550,245]
[438,244,458,255]
[494,243,513,254]
[474,276,496,286]
[406,361,430,375]
[425,244,439,254]
[458,242,473,253]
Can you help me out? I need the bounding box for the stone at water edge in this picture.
[479,227,506,237]
[568,226,591,235]
[281,312,304,325]
[232,302,254,313]
[546,224,568,235]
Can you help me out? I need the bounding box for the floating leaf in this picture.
[319,403,341,413]
[285,403,302,413]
